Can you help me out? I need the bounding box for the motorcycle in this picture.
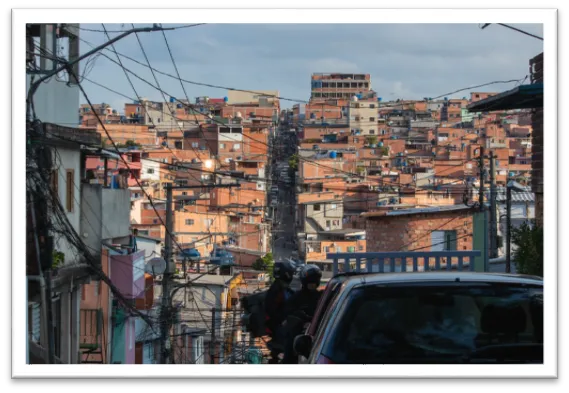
[270,310,312,364]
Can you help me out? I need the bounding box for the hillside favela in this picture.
[25,23,544,366]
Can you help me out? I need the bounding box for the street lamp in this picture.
[506,180,526,273]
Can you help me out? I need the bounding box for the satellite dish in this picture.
[146,257,167,275]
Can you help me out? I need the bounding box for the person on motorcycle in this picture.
[281,264,323,364]
[264,260,296,361]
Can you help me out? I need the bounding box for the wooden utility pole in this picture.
[478,146,485,211]
[210,307,216,364]
[489,152,498,258]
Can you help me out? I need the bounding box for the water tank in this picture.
[170,97,176,103]
[224,96,229,102]
[357,94,362,99]
[378,97,382,102]
[310,113,316,119]
[177,104,182,109]
[351,95,359,102]
[235,112,243,118]
[378,142,384,147]
[329,151,337,159]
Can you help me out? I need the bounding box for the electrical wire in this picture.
[77,23,206,33]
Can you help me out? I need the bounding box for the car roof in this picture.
[339,271,543,287]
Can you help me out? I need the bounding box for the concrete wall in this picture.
[110,251,145,299]
[305,202,343,233]
[81,185,130,254]
[141,160,161,181]
[53,147,82,265]
[136,237,162,260]
[26,75,80,126]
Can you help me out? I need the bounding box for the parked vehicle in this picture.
[295,272,543,364]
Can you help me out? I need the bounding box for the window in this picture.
[324,246,330,253]
[326,220,331,227]
[191,142,199,148]
[185,219,195,225]
[322,284,543,364]
[370,104,375,109]
[174,141,182,149]
[233,144,240,150]
[336,246,342,252]
[369,117,375,122]
[153,219,159,224]
[431,230,457,251]
[330,204,338,210]
[369,130,375,134]
[314,204,321,211]
[147,168,155,174]
[28,302,41,343]
[220,143,226,149]
[65,169,74,212]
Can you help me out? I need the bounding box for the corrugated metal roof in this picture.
[363,204,471,218]
[495,186,535,203]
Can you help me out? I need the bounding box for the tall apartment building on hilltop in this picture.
[311,73,371,100]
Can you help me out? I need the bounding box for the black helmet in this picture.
[299,264,322,288]
[273,260,296,282]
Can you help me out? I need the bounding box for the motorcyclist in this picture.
[281,264,323,364]
[264,260,296,362]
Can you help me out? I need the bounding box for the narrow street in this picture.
[271,125,297,264]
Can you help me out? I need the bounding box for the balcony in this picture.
[80,184,132,259]
[80,308,103,356]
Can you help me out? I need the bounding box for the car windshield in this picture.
[321,282,543,364]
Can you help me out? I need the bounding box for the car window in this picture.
[321,283,543,364]
[308,279,343,336]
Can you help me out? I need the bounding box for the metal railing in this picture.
[327,251,481,275]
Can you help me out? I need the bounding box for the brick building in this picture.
[364,205,475,253]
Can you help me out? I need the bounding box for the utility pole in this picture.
[210,307,216,364]
[159,184,173,364]
[506,186,513,273]
[230,305,238,364]
[33,125,56,364]
[478,146,485,211]
[489,152,498,258]
[27,25,171,121]
[160,183,240,364]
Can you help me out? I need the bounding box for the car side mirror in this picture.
[293,334,312,359]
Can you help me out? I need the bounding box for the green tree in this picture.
[511,221,543,277]
[366,135,378,146]
[288,154,299,171]
[378,146,389,156]
[252,252,275,279]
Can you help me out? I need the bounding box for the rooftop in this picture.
[467,83,543,112]
[362,204,473,218]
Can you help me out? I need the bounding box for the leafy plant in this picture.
[52,250,65,269]
[252,252,275,279]
[378,146,389,156]
[356,166,366,175]
[511,221,543,277]
[366,135,378,146]
[288,154,299,170]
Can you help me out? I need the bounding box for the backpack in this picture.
[240,290,268,338]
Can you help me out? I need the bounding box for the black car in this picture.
[295,272,543,364]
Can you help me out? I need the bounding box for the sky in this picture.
[78,23,544,111]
